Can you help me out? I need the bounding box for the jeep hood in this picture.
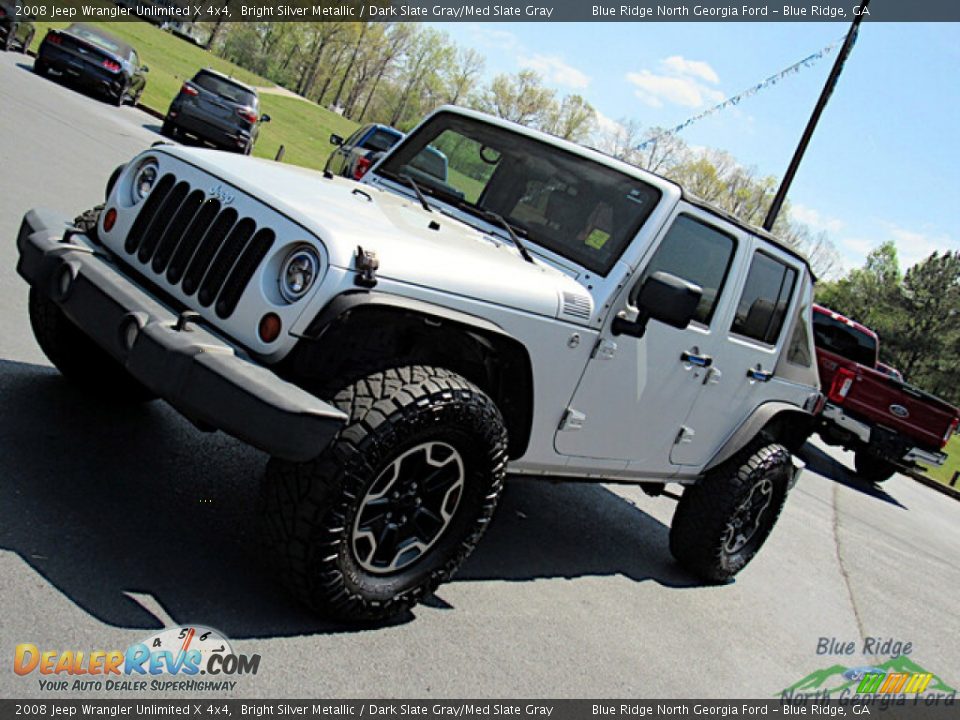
[163,147,592,321]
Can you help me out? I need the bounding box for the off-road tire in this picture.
[260,366,508,621]
[854,451,897,484]
[28,206,153,402]
[33,58,47,75]
[670,441,792,583]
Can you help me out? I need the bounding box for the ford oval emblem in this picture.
[889,404,910,419]
[210,184,235,205]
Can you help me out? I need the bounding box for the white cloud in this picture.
[519,54,591,89]
[791,203,846,235]
[625,55,724,109]
[889,227,954,268]
[834,225,958,272]
[626,71,725,108]
[593,110,625,137]
[466,25,520,52]
[661,55,720,84]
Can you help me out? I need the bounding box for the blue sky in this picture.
[435,21,959,276]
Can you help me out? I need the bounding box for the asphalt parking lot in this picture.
[1,49,959,699]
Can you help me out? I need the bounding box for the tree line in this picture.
[816,244,960,404]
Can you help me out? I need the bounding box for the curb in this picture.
[906,470,960,502]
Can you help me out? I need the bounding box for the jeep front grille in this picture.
[123,174,274,319]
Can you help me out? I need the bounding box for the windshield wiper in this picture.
[379,170,432,213]
[480,210,534,264]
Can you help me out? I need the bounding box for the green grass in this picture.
[30,19,359,168]
[922,434,960,487]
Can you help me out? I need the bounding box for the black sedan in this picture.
[0,0,35,52]
[34,23,149,106]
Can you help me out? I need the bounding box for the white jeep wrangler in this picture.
[17,106,821,621]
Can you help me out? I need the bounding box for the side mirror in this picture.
[261,113,271,123]
[612,271,702,339]
[141,66,150,73]
[330,133,344,147]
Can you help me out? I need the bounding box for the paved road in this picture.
[1,50,958,700]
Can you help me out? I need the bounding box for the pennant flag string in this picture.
[635,37,846,151]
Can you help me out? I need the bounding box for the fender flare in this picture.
[299,290,535,458]
[301,290,514,342]
[704,401,813,472]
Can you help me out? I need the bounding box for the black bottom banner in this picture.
[2,699,958,720]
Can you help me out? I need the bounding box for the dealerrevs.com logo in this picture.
[13,626,260,692]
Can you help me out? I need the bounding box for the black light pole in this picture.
[763,0,871,232]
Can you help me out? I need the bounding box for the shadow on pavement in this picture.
[459,480,697,589]
[0,359,703,638]
[797,442,907,510]
[15,62,112,105]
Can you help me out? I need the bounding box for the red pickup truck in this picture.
[813,304,959,482]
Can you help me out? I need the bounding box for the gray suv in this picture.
[162,68,270,155]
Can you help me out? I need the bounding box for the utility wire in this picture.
[635,36,847,151]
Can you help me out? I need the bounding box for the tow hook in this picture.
[174,310,202,332]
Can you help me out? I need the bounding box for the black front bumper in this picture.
[16,208,347,462]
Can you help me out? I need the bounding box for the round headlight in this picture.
[279,247,320,303]
[130,159,159,205]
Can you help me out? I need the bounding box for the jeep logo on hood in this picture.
[210,184,235,205]
[889,404,910,419]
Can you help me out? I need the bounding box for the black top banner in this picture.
[16,0,960,23]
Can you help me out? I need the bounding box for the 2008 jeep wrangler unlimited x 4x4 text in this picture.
[17,107,821,621]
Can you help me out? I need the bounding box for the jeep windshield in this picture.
[375,112,661,275]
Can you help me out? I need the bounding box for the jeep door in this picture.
[554,206,740,476]
[668,235,809,467]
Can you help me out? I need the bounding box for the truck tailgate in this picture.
[841,365,957,451]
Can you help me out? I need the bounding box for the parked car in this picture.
[813,304,959,482]
[34,23,148,106]
[162,69,270,155]
[0,0,34,53]
[325,123,404,179]
[161,21,209,47]
[17,106,821,621]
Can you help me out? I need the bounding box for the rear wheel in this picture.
[670,442,792,583]
[854,451,897,484]
[112,83,128,106]
[33,58,47,75]
[160,119,177,138]
[260,366,508,621]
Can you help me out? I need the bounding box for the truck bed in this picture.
[819,349,956,452]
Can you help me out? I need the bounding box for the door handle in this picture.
[747,367,773,382]
[681,350,713,368]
